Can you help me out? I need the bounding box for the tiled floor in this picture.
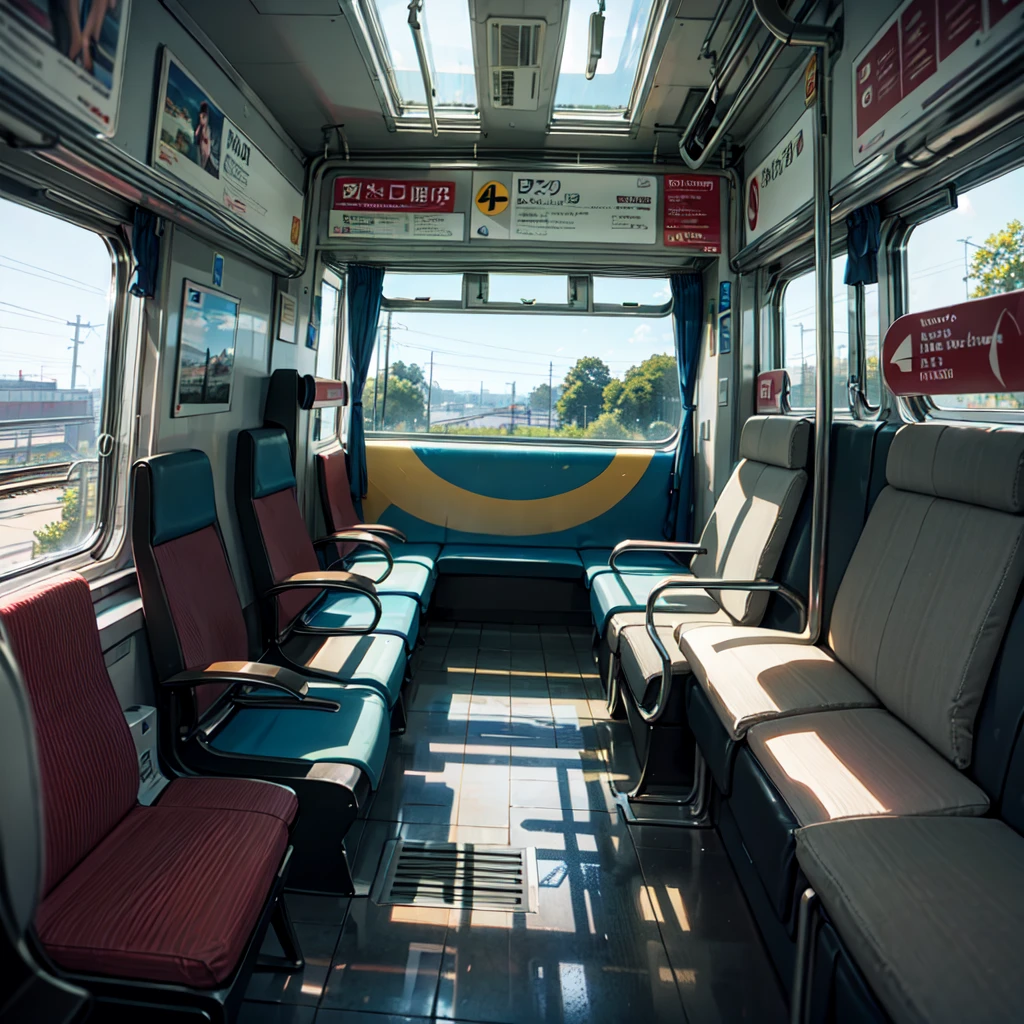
[240,623,786,1024]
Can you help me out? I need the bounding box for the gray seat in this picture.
[682,423,1024,758]
[796,816,1024,1024]
[612,414,811,706]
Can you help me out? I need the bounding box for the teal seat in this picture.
[341,557,436,609]
[350,541,439,573]
[437,545,583,579]
[590,568,695,636]
[210,684,391,788]
[303,591,420,652]
[579,547,686,588]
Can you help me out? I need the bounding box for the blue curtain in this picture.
[664,274,703,540]
[128,208,161,298]
[346,265,385,518]
[845,204,881,286]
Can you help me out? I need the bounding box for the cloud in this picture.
[628,323,652,345]
[956,195,975,217]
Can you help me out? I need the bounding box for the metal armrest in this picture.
[638,576,808,724]
[360,523,407,544]
[609,539,707,572]
[314,530,394,583]
[164,660,341,712]
[266,570,383,643]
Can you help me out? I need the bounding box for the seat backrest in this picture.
[828,423,1024,769]
[131,451,250,713]
[236,428,320,638]
[690,415,812,625]
[317,450,363,563]
[0,575,138,896]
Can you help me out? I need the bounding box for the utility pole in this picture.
[548,361,553,435]
[66,314,99,391]
[796,322,807,406]
[372,323,382,429]
[379,310,393,427]
[425,351,434,433]
[957,237,972,299]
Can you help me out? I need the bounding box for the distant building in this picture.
[0,375,96,465]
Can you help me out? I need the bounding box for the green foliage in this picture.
[390,360,425,387]
[529,382,552,412]
[557,356,611,426]
[33,486,80,556]
[585,412,633,440]
[377,374,425,430]
[646,421,675,441]
[969,220,1024,297]
[603,353,678,430]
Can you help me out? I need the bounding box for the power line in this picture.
[0,301,68,323]
[0,254,108,294]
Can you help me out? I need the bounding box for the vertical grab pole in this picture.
[751,0,836,644]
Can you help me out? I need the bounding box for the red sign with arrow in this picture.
[882,288,1024,396]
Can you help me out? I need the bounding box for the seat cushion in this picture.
[580,548,687,588]
[590,571,713,637]
[282,632,407,708]
[618,624,691,707]
[351,541,439,572]
[746,708,990,827]
[36,805,287,988]
[210,685,391,789]
[158,776,298,826]
[606,605,728,654]
[796,816,1024,1024]
[437,545,583,579]
[304,592,420,650]
[679,626,879,741]
[343,559,435,609]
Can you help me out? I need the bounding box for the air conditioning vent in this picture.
[486,18,545,112]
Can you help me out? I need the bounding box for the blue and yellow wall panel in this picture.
[364,440,673,547]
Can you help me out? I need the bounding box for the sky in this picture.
[0,198,112,395]
[372,274,675,399]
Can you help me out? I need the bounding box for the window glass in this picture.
[781,256,849,411]
[375,0,476,110]
[864,281,881,406]
[372,272,678,442]
[593,276,671,307]
[384,272,462,302]
[313,281,340,442]
[0,197,111,572]
[906,165,1024,410]
[554,0,655,114]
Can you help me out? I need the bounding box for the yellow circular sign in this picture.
[475,180,510,216]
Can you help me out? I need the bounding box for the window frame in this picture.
[367,270,681,448]
[0,194,132,584]
[312,269,345,446]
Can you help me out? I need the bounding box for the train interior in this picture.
[3,0,1024,1022]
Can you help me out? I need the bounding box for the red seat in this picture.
[36,804,286,987]
[0,573,294,990]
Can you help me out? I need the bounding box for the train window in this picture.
[0,197,113,575]
[780,256,849,411]
[906,165,1024,412]
[313,279,341,442]
[384,273,462,302]
[369,271,679,442]
[863,281,881,407]
[593,276,671,309]
[487,274,567,305]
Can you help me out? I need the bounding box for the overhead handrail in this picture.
[407,0,439,137]
[752,0,835,47]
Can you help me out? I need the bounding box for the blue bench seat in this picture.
[436,545,584,579]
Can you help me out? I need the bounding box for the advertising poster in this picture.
[152,50,303,254]
[663,175,721,252]
[329,177,463,240]
[745,108,814,245]
[853,0,1024,165]
[470,172,657,244]
[174,281,238,417]
[0,0,132,136]
[276,291,297,344]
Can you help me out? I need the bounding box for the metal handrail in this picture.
[640,575,807,724]
[407,0,439,137]
[608,539,706,573]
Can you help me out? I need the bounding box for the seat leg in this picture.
[256,896,305,973]
[612,746,711,828]
[605,651,626,719]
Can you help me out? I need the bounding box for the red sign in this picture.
[882,289,1024,396]
[939,1,983,60]
[332,178,456,213]
[312,378,348,408]
[756,370,790,414]
[900,0,938,96]
[662,175,721,253]
[990,0,1024,27]
[855,22,901,137]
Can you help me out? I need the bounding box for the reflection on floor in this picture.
[239,623,787,1024]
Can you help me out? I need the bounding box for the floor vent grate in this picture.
[371,840,539,912]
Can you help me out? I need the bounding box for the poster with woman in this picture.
[155,54,224,183]
[0,0,132,136]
